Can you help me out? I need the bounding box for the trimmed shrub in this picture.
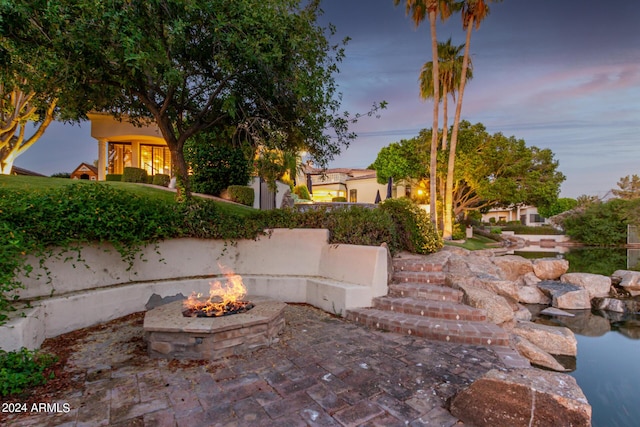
[105,174,122,182]
[152,174,171,187]
[452,222,466,240]
[227,185,254,206]
[293,185,311,200]
[122,167,147,183]
[332,197,347,202]
[380,198,442,254]
[184,135,252,196]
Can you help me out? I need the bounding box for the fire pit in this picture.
[143,272,285,360]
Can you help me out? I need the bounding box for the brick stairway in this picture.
[345,257,511,347]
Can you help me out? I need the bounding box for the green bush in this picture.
[184,135,252,196]
[332,197,347,202]
[0,348,57,397]
[105,174,122,182]
[452,222,466,240]
[152,174,171,187]
[227,185,254,206]
[563,199,627,246]
[293,185,311,200]
[380,198,442,254]
[122,167,147,183]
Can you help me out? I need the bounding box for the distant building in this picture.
[10,166,46,177]
[482,205,548,226]
[70,163,99,180]
[296,166,410,205]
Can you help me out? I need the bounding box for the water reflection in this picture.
[531,307,640,427]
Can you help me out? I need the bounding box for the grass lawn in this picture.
[445,234,501,251]
[0,175,255,216]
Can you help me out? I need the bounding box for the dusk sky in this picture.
[14,0,640,199]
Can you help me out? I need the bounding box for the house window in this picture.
[108,143,132,174]
[349,189,357,203]
[529,213,544,223]
[141,145,172,176]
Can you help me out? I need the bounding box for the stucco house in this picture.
[88,113,170,181]
[481,205,548,226]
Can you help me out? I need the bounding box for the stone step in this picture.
[372,297,487,322]
[392,258,443,273]
[388,283,463,303]
[392,270,446,285]
[345,308,510,347]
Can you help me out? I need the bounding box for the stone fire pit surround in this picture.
[144,296,286,360]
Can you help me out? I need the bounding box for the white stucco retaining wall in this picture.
[1,229,388,351]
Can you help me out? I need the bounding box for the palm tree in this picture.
[443,0,501,239]
[419,38,470,150]
[395,0,453,225]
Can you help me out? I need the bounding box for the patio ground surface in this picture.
[1,304,521,427]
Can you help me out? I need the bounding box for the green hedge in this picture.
[379,198,443,254]
[332,197,347,202]
[105,174,122,182]
[227,185,254,206]
[122,167,147,183]
[152,174,171,187]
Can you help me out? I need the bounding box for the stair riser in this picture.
[392,262,443,273]
[373,300,486,322]
[388,286,462,303]
[345,312,509,347]
[392,272,446,285]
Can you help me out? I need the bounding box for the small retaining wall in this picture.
[1,229,388,351]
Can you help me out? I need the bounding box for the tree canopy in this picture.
[369,121,565,217]
[612,174,640,200]
[1,0,369,199]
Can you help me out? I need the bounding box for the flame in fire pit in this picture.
[183,269,254,317]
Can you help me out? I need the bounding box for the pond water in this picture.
[533,308,640,427]
[516,246,640,427]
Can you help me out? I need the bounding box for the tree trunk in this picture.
[428,8,440,227]
[443,17,473,239]
[441,82,449,150]
[153,116,191,201]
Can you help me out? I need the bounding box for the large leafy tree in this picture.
[370,121,565,216]
[442,0,502,239]
[1,0,361,200]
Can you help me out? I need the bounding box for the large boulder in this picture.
[449,368,591,427]
[553,288,591,310]
[532,258,569,280]
[612,270,640,296]
[493,255,534,281]
[561,272,611,298]
[512,335,568,372]
[513,321,577,356]
[517,285,551,305]
[592,297,626,313]
[457,283,515,325]
[445,252,503,278]
[537,281,591,310]
[474,274,520,300]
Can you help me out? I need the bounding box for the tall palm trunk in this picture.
[443,16,473,239]
[441,74,451,150]
[428,8,440,226]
